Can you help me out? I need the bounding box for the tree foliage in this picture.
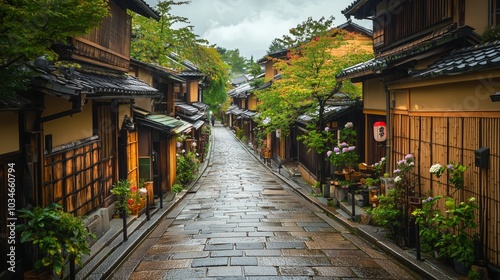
[255,17,372,183]
[267,39,286,54]
[130,0,206,66]
[130,0,229,111]
[0,0,109,98]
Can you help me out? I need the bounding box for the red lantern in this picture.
[373,121,387,142]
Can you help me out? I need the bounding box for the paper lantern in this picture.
[373,121,387,142]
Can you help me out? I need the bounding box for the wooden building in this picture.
[339,0,500,271]
[255,21,373,184]
[0,0,160,277]
[129,59,194,196]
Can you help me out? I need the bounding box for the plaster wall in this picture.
[118,103,132,130]
[464,0,489,35]
[363,79,387,111]
[42,95,93,146]
[188,81,198,102]
[0,111,19,154]
[407,82,500,112]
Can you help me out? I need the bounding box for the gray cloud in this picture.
[145,0,371,59]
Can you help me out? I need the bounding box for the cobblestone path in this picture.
[111,124,422,279]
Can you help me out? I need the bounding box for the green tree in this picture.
[221,49,247,74]
[130,0,229,112]
[130,0,206,66]
[267,38,286,54]
[255,17,372,183]
[0,0,109,99]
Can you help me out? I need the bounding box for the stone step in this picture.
[339,200,365,219]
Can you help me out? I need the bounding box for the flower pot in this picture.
[139,198,146,210]
[143,181,155,206]
[453,258,469,275]
[322,184,330,198]
[128,204,140,216]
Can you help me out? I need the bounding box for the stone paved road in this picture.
[111,124,423,279]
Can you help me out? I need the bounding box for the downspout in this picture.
[385,86,391,174]
[37,93,85,124]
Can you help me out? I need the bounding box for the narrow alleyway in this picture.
[109,123,423,279]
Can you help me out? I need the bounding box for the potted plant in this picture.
[327,122,359,179]
[110,178,132,216]
[441,197,479,274]
[412,196,445,255]
[17,203,95,279]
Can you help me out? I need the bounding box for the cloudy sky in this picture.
[145,0,371,60]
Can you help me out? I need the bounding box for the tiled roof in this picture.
[0,94,30,110]
[297,96,359,124]
[176,102,206,123]
[130,59,185,83]
[241,110,257,119]
[342,0,372,19]
[227,83,252,98]
[336,58,386,80]
[128,0,160,20]
[191,102,208,111]
[336,20,372,37]
[192,120,205,130]
[412,40,500,78]
[33,69,159,98]
[176,103,200,115]
[178,71,204,77]
[135,111,192,135]
[297,104,356,124]
[337,25,474,81]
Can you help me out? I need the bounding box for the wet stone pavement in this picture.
[111,124,423,279]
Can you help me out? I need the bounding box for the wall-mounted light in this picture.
[490,92,500,102]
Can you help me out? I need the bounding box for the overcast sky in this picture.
[145,0,371,60]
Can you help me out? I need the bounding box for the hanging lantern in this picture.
[373,121,387,142]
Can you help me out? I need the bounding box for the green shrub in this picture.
[176,151,200,185]
[172,183,183,193]
[369,188,403,239]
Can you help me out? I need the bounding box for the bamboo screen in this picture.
[127,131,139,186]
[43,140,102,216]
[392,113,500,266]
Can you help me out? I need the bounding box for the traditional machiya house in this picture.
[296,21,373,185]
[129,59,193,197]
[255,22,373,182]
[0,0,160,276]
[257,50,289,164]
[174,61,210,161]
[339,0,500,272]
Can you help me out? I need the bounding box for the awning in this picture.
[192,120,205,130]
[241,110,257,119]
[176,103,199,115]
[135,109,192,135]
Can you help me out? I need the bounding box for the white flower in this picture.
[381,157,385,162]
[139,187,147,194]
[429,163,442,174]
[344,122,353,128]
[181,149,186,153]
[394,176,402,183]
